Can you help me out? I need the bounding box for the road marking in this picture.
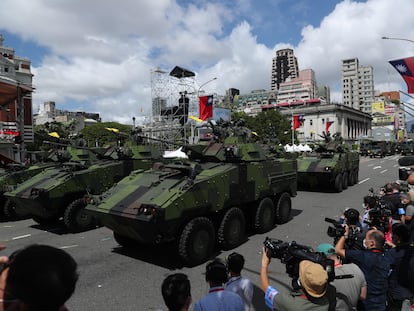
[358,178,370,184]
[373,166,382,169]
[393,164,398,167]
[12,234,31,240]
[60,245,78,249]
[380,169,388,174]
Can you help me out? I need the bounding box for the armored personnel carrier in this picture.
[0,147,80,219]
[297,132,359,192]
[4,137,162,231]
[85,122,297,266]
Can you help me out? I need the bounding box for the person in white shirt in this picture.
[225,252,253,311]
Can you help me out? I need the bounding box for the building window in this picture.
[310,120,313,126]
[322,118,325,124]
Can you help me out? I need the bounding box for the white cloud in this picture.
[2,0,414,123]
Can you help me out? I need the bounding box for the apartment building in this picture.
[271,48,299,90]
[342,58,374,113]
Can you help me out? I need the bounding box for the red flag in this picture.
[389,57,414,93]
[325,120,334,133]
[293,114,304,130]
[199,95,213,121]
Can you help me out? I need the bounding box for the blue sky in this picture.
[1,0,414,124]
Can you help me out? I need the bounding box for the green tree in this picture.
[81,122,132,147]
[232,110,292,145]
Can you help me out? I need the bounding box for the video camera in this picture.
[324,216,363,248]
[263,237,335,287]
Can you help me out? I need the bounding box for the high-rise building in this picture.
[342,58,374,113]
[271,48,299,91]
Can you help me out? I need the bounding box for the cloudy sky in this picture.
[1,0,414,124]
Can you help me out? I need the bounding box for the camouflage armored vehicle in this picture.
[4,139,162,231]
[0,147,81,219]
[85,122,297,266]
[297,132,359,192]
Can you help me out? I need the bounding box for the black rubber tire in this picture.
[275,193,291,224]
[63,198,95,232]
[399,156,414,166]
[178,217,215,266]
[254,197,275,233]
[353,169,359,184]
[218,207,246,250]
[334,173,343,192]
[348,171,354,186]
[113,232,137,248]
[3,199,18,220]
[32,213,61,226]
[342,172,348,190]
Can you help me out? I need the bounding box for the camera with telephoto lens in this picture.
[263,237,335,290]
[365,188,393,232]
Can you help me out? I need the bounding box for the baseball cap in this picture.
[316,243,336,256]
[298,260,328,298]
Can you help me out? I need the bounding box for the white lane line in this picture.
[380,169,388,174]
[358,178,370,184]
[373,166,382,169]
[393,164,398,167]
[60,245,78,249]
[12,234,31,240]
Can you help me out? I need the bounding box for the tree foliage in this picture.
[231,109,293,145]
[80,122,133,147]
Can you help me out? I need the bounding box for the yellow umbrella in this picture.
[48,132,60,138]
[105,127,120,133]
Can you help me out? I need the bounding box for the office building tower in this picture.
[271,48,299,90]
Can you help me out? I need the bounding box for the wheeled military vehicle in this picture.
[85,122,297,266]
[4,138,162,231]
[0,147,82,219]
[297,132,359,192]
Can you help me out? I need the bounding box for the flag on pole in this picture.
[199,95,213,121]
[325,119,334,133]
[389,57,414,93]
[293,114,305,130]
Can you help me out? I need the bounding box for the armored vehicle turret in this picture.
[85,122,297,266]
[4,135,163,231]
[297,132,359,192]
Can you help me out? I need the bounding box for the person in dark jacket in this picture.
[385,223,414,311]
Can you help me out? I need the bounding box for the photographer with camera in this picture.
[335,227,390,311]
[336,208,366,251]
[261,242,334,310]
[316,243,366,311]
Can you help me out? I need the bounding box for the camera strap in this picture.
[334,274,354,279]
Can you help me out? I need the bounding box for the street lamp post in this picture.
[382,36,414,44]
[197,77,218,96]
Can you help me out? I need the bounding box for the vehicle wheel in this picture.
[3,199,17,220]
[64,198,96,232]
[178,217,215,266]
[334,173,343,192]
[218,208,246,250]
[254,197,275,233]
[275,193,291,224]
[353,169,359,184]
[114,232,137,248]
[348,171,354,186]
[342,172,348,190]
[32,213,61,226]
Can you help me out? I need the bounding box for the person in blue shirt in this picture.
[336,227,390,311]
[194,258,244,311]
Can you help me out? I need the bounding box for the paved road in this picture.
[0,155,401,311]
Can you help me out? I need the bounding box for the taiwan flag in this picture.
[325,119,334,133]
[199,95,213,121]
[389,57,414,93]
[293,114,305,130]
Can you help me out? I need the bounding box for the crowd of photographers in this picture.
[162,181,414,311]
